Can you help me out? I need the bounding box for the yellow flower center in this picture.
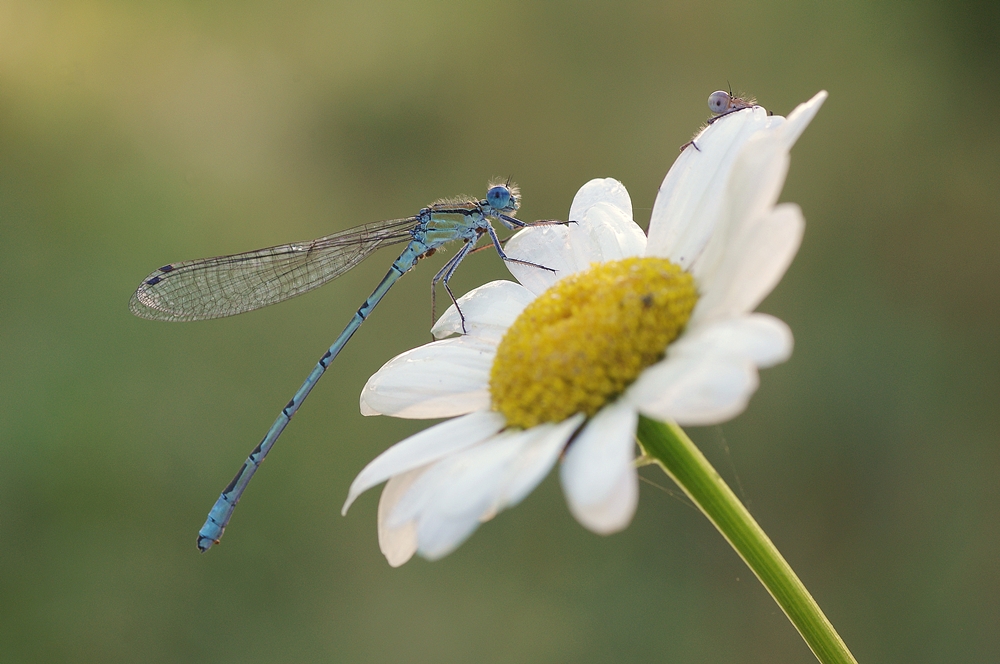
[490,257,698,428]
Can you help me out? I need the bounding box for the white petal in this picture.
[569,177,634,221]
[686,93,825,284]
[388,415,584,559]
[431,280,535,341]
[571,466,638,537]
[342,410,506,514]
[646,106,783,265]
[377,467,423,567]
[502,224,575,295]
[386,430,520,528]
[628,354,759,426]
[391,417,580,528]
[560,400,639,534]
[777,90,828,149]
[690,133,790,284]
[567,202,647,268]
[671,314,793,368]
[495,415,585,509]
[505,179,645,295]
[412,510,483,561]
[690,203,804,324]
[360,336,494,419]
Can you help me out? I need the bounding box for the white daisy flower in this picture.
[343,91,828,566]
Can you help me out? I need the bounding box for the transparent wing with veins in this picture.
[130,217,419,322]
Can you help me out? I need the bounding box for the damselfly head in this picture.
[485,181,520,213]
[707,90,756,115]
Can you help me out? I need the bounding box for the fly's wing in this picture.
[130,217,417,322]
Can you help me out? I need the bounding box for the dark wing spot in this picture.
[159,265,175,272]
[146,276,161,286]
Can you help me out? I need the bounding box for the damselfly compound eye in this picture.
[708,90,732,114]
[486,185,511,210]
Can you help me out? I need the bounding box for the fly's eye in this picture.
[708,90,731,113]
[487,185,511,209]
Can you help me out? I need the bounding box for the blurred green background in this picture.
[1,1,998,662]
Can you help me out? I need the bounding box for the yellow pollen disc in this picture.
[490,257,698,429]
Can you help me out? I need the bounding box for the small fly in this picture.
[681,88,759,152]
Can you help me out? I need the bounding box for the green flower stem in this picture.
[636,416,858,664]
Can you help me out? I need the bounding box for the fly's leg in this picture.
[681,104,761,150]
[705,105,760,125]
